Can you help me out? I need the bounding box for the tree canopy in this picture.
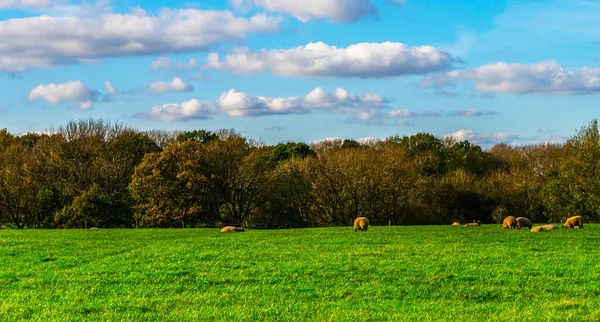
[1,119,599,228]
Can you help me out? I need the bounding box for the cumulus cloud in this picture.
[311,137,343,145]
[176,58,197,70]
[151,56,170,71]
[422,60,600,95]
[217,86,387,117]
[446,109,498,116]
[0,0,51,9]
[149,77,193,94]
[232,0,377,23]
[28,80,100,110]
[444,129,519,145]
[136,99,216,122]
[0,9,281,72]
[356,136,382,144]
[104,80,116,95]
[206,41,454,78]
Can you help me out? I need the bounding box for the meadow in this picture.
[1,225,599,321]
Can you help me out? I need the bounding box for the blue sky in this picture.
[1,0,599,146]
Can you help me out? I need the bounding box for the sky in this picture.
[0,0,599,146]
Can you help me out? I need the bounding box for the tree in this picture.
[130,141,216,227]
[0,144,29,228]
[176,129,217,144]
[389,133,447,176]
[269,142,316,164]
[204,136,274,225]
[544,120,600,222]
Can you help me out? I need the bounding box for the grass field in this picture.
[1,225,600,321]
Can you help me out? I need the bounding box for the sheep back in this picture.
[501,216,518,229]
[221,226,245,233]
[516,217,532,229]
[354,217,369,232]
[563,216,584,229]
[542,225,558,230]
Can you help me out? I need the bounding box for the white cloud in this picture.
[104,80,116,95]
[423,60,600,95]
[0,0,51,9]
[444,129,519,145]
[217,86,387,117]
[28,80,99,110]
[0,9,281,72]
[356,136,382,144]
[151,56,170,71]
[176,58,197,70]
[312,137,343,145]
[78,100,93,110]
[264,125,284,131]
[138,99,216,122]
[349,108,439,125]
[388,109,440,118]
[446,109,498,116]
[232,0,377,23]
[206,41,454,78]
[149,77,193,94]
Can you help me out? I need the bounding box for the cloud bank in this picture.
[0,9,281,72]
[207,41,454,78]
[232,0,377,23]
[423,60,600,95]
[218,86,387,117]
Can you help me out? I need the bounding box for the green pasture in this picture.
[1,225,599,321]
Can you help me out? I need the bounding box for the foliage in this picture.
[3,118,600,228]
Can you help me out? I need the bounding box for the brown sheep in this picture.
[516,217,532,229]
[531,225,558,232]
[452,221,461,226]
[464,221,481,227]
[542,225,558,230]
[530,226,544,232]
[220,226,245,233]
[501,216,518,229]
[354,217,369,232]
[563,216,584,229]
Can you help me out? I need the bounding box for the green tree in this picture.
[130,141,216,227]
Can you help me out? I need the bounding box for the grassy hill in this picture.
[1,225,599,321]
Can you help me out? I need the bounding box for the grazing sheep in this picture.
[531,225,558,232]
[516,217,532,229]
[354,217,369,232]
[220,226,245,233]
[464,221,481,227]
[501,216,518,229]
[89,227,98,230]
[563,216,584,229]
[530,226,544,232]
[452,221,461,226]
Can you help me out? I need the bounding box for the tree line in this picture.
[1,118,599,229]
